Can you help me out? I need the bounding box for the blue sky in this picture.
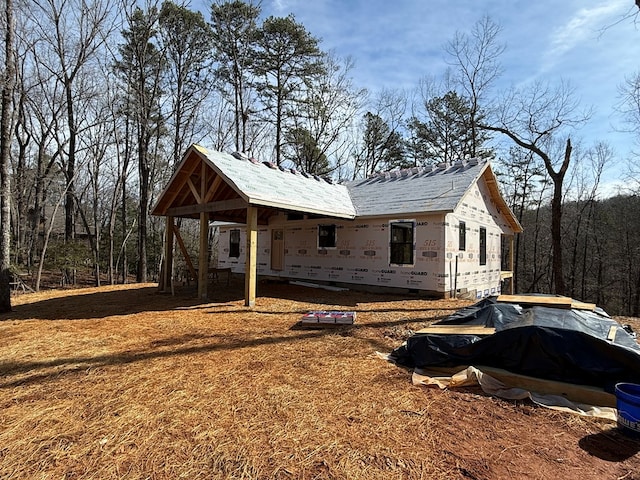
[196,0,640,185]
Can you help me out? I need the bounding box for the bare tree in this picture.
[617,71,640,191]
[445,15,504,158]
[28,0,115,249]
[497,146,545,292]
[563,141,611,299]
[114,4,166,283]
[286,52,366,176]
[0,0,16,312]
[19,52,66,275]
[482,80,591,295]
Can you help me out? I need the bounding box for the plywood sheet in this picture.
[497,294,596,311]
[416,325,495,335]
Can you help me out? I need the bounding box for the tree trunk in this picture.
[64,78,76,244]
[550,177,565,296]
[547,139,572,296]
[137,136,149,283]
[121,115,130,284]
[0,0,16,313]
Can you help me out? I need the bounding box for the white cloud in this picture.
[270,0,290,14]
[542,1,628,72]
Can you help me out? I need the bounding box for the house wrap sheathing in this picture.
[203,150,522,298]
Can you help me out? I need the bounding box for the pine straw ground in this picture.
[1,278,640,480]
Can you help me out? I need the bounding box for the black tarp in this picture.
[389,296,640,393]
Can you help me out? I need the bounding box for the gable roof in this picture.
[345,159,522,233]
[346,160,486,216]
[152,145,521,233]
[151,145,356,223]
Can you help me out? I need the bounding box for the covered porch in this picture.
[151,145,355,306]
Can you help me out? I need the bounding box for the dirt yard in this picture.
[1,278,640,479]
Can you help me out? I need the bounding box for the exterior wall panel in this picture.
[216,174,514,297]
[218,214,447,293]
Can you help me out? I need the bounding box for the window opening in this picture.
[318,224,336,248]
[229,229,240,258]
[390,221,414,265]
[479,227,487,266]
[459,221,466,251]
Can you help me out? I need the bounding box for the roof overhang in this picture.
[152,145,356,224]
[479,164,523,234]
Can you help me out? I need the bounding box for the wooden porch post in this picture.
[509,235,515,294]
[161,215,174,293]
[245,206,258,307]
[198,211,209,300]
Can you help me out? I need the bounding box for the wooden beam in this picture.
[497,294,572,308]
[172,224,196,281]
[156,155,201,213]
[415,325,495,335]
[500,235,515,295]
[175,183,197,209]
[509,235,515,281]
[187,177,201,204]
[245,206,258,307]
[166,197,247,217]
[161,216,174,293]
[200,161,207,201]
[198,211,209,300]
[204,175,223,203]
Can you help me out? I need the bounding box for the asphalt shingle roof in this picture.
[345,160,488,217]
[198,146,356,219]
[154,145,519,230]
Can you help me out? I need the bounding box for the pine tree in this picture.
[252,14,324,164]
[408,91,493,165]
[210,0,261,153]
[114,6,166,283]
[159,1,214,167]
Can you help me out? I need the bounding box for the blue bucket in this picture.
[615,383,640,436]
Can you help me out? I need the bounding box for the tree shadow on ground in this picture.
[2,279,464,322]
[0,326,365,389]
[2,286,204,321]
[0,296,460,389]
[0,302,459,390]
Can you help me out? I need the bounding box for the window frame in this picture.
[479,226,487,266]
[459,221,466,251]
[389,220,415,265]
[318,224,337,249]
[229,229,241,258]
